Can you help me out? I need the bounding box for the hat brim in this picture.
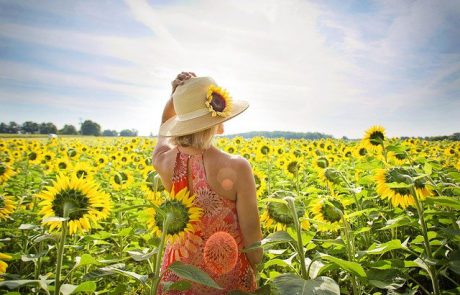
[159,100,249,137]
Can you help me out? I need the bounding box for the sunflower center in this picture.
[28,152,37,161]
[395,153,407,160]
[58,162,67,170]
[155,200,190,235]
[316,157,329,169]
[369,131,385,146]
[51,188,89,220]
[228,147,235,154]
[114,172,128,185]
[359,148,367,156]
[0,164,6,176]
[287,161,299,175]
[321,200,343,223]
[385,168,413,195]
[44,155,52,161]
[267,201,305,225]
[324,168,341,184]
[76,169,88,178]
[210,93,226,112]
[261,146,270,155]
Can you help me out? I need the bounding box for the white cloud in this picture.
[0,0,459,137]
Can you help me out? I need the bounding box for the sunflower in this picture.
[27,149,42,165]
[54,158,72,173]
[311,198,344,232]
[312,156,330,171]
[318,167,342,187]
[110,170,134,191]
[71,162,95,180]
[261,197,309,232]
[0,252,12,276]
[353,144,368,158]
[206,84,233,117]
[0,195,16,220]
[283,156,303,179]
[253,168,267,198]
[145,186,202,245]
[375,167,432,208]
[362,126,386,151]
[387,151,409,166]
[0,162,15,184]
[37,174,111,235]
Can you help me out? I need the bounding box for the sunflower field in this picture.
[0,126,459,295]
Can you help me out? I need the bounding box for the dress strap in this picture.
[171,148,190,194]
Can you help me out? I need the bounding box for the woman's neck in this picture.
[177,145,212,155]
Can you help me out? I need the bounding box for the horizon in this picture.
[1,0,459,138]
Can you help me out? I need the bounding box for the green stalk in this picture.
[54,203,70,295]
[150,213,171,295]
[410,186,440,295]
[284,197,308,279]
[341,214,359,295]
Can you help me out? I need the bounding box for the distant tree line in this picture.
[225,131,334,140]
[400,133,460,141]
[0,120,138,137]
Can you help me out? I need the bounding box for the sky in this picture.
[0,0,459,138]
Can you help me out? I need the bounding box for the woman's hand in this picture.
[171,71,196,94]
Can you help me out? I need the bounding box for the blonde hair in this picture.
[172,124,219,149]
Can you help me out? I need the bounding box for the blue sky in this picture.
[0,0,459,138]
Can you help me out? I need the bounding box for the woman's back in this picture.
[156,146,257,294]
[155,145,245,202]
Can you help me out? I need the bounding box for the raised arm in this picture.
[235,158,263,272]
[153,72,196,166]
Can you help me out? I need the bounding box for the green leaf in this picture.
[60,281,97,295]
[386,182,413,189]
[379,216,413,230]
[162,280,192,292]
[0,280,53,289]
[367,269,405,290]
[168,261,222,290]
[264,259,295,271]
[448,250,460,275]
[75,254,99,268]
[272,273,340,295]
[425,196,460,210]
[243,231,295,252]
[319,253,366,278]
[305,258,326,279]
[18,224,38,230]
[127,250,156,262]
[359,239,406,256]
[99,265,148,285]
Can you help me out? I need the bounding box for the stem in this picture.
[54,204,70,295]
[410,186,440,295]
[151,214,171,295]
[285,197,308,279]
[341,215,359,295]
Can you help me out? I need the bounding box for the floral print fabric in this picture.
[158,150,256,294]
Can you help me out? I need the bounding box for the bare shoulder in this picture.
[213,148,252,172]
[152,137,175,172]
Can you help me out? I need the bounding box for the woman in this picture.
[153,72,263,294]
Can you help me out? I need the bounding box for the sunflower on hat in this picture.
[205,85,233,117]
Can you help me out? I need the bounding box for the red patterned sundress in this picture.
[158,149,257,294]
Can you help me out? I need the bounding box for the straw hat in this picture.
[159,77,249,137]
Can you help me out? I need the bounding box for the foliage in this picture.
[79,120,101,136]
[0,129,459,294]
